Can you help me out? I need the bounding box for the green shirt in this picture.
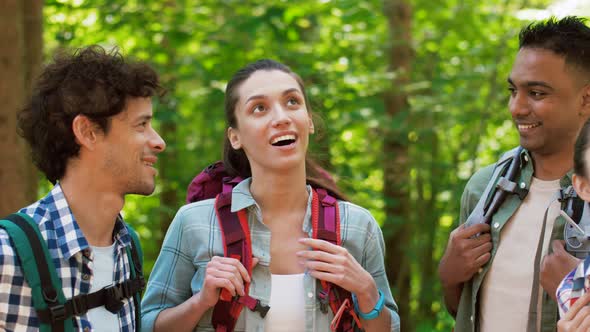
[454,148,573,332]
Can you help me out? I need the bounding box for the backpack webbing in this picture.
[0,213,144,331]
[464,146,528,228]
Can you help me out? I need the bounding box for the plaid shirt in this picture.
[0,184,137,332]
[142,178,400,332]
[556,255,590,317]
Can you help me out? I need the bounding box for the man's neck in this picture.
[59,171,125,247]
[531,148,573,181]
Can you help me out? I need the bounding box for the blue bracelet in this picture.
[352,290,385,320]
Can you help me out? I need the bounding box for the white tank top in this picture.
[263,273,306,332]
[86,243,120,332]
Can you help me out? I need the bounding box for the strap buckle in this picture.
[318,288,330,314]
[70,294,88,315]
[104,284,124,314]
[47,304,67,323]
[253,299,270,318]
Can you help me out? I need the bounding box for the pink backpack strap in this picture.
[211,192,269,332]
[312,188,361,332]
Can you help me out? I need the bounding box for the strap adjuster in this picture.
[253,299,270,318]
[70,294,88,315]
[47,304,67,323]
[104,285,124,314]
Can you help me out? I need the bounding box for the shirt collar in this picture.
[230,177,314,234]
[39,183,131,259]
[521,148,573,187]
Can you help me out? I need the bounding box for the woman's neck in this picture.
[249,164,309,220]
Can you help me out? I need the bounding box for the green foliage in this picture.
[40,0,584,330]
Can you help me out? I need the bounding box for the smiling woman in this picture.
[140,59,401,332]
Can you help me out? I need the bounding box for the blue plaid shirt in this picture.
[0,184,138,331]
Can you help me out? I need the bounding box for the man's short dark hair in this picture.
[519,16,590,76]
[17,45,162,184]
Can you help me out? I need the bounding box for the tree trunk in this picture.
[383,0,413,330]
[0,0,41,214]
[22,0,42,202]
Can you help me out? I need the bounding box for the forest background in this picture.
[2,0,590,330]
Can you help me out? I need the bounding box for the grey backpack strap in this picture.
[465,147,527,227]
[527,193,564,332]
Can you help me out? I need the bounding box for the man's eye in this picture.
[507,87,516,96]
[530,91,545,97]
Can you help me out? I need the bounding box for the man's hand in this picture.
[541,240,580,301]
[439,222,493,287]
[438,222,493,316]
[558,291,590,332]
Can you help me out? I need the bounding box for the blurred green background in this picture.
[4,0,590,330]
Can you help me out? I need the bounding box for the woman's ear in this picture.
[72,114,99,150]
[308,116,315,134]
[227,127,242,150]
[574,173,590,202]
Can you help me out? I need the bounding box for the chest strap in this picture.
[36,277,145,324]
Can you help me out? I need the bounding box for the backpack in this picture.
[187,161,362,332]
[464,146,529,228]
[0,213,145,332]
[464,146,590,257]
[560,186,590,258]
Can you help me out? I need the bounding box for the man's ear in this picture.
[72,114,99,150]
[227,127,242,150]
[574,173,590,202]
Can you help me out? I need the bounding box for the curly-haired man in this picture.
[0,45,166,331]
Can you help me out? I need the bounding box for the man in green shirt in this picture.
[438,16,590,332]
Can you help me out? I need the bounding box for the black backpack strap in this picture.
[0,213,74,332]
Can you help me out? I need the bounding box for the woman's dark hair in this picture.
[222,59,346,200]
[574,118,590,178]
[17,45,162,184]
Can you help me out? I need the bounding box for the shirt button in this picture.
[520,182,526,189]
[307,292,314,298]
[83,327,90,332]
[524,155,529,163]
[470,315,474,322]
[82,274,90,281]
[494,222,500,229]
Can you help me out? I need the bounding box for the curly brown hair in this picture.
[17,45,162,184]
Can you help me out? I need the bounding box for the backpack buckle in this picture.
[318,289,330,314]
[70,294,88,315]
[253,299,270,318]
[47,304,67,323]
[104,285,124,314]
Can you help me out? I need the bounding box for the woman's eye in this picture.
[253,104,266,113]
[287,97,300,106]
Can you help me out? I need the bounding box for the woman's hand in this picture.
[196,256,259,308]
[296,238,374,297]
[558,292,590,332]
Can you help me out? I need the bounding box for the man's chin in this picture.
[126,183,156,196]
